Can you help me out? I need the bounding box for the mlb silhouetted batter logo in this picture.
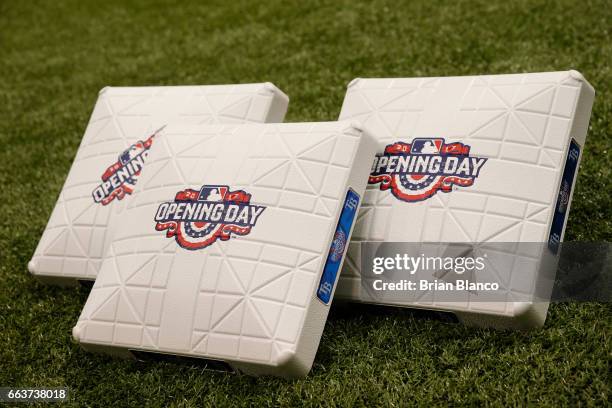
[154,185,266,250]
[369,138,487,202]
[92,127,164,205]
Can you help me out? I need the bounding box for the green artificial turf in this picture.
[0,0,610,406]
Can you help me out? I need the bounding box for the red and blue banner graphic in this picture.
[154,185,266,250]
[92,127,164,206]
[369,138,487,202]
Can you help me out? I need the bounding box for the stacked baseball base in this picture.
[29,83,288,285]
[336,71,594,329]
[72,121,377,378]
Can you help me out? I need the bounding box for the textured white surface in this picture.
[29,84,289,283]
[74,121,377,377]
[337,71,594,328]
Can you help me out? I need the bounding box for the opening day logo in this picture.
[154,185,266,250]
[369,138,487,202]
[92,127,164,206]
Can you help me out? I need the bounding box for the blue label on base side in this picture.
[317,189,360,304]
[548,139,580,254]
